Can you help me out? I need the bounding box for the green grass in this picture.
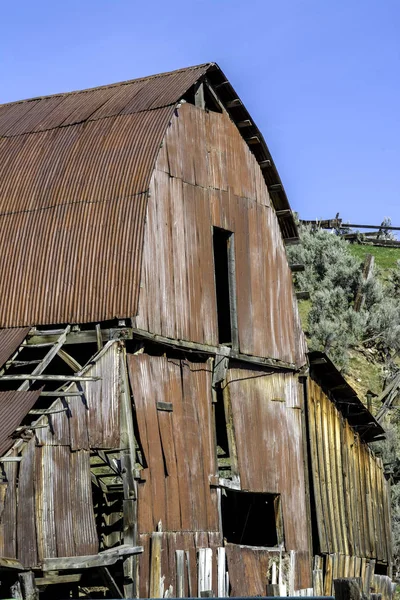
[297,299,312,332]
[348,243,400,270]
[345,348,383,404]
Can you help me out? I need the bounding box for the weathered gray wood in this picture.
[354,254,374,312]
[1,374,100,381]
[195,82,205,109]
[96,323,103,352]
[18,326,71,391]
[176,550,185,598]
[35,574,82,586]
[266,584,280,596]
[57,348,82,372]
[42,545,143,571]
[40,391,84,397]
[212,355,230,386]
[18,572,39,600]
[0,557,24,569]
[27,327,133,346]
[334,577,363,600]
[10,581,22,598]
[149,532,163,598]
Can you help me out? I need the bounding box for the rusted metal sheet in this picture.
[225,368,312,587]
[307,378,391,563]
[0,64,298,329]
[0,327,29,369]
[0,65,209,137]
[17,438,37,567]
[0,389,41,456]
[70,449,98,556]
[127,353,218,535]
[137,102,306,366]
[0,449,18,559]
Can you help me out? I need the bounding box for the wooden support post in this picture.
[195,83,205,109]
[176,550,185,598]
[10,581,22,599]
[18,572,39,600]
[149,532,163,598]
[119,345,138,598]
[266,584,280,596]
[354,254,374,312]
[99,566,124,599]
[334,577,363,600]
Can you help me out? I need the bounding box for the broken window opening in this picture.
[213,227,238,348]
[221,489,284,548]
[214,383,231,477]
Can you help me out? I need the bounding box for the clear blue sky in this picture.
[1,0,400,225]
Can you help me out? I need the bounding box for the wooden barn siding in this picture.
[127,354,219,534]
[137,531,223,598]
[136,102,306,367]
[0,342,122,567]
[225,368,312,589]
[307,378,392,564]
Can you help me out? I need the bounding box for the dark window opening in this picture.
[374,563,389,575]
[214,383,231,476]
[213,227,237,346]
[221,489,284,547]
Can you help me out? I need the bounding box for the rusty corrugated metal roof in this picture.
[0,327,29,368]
[0,389,41,456]
[0,63,297,328]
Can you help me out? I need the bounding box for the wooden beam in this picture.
[0,457,22,462]
[226,98,242,108]
[269,183,283,192]
[284,237,300,245]
[18,326,71,392]
[27,327,133,347]
[35,574,82,586]
[0,374,100,381]
[237,120,252,128]
[0,557,24,569]
[276,209,292,217]
[246,136,260,145]
[195,82,205,109]
[57,348,82,372]
[96,324,103,352]
[18,572,39,600]
[99,567,124,598]
[40,391,84,397]
[131,327,297,371]
[260,160,272,168]
[42,545,143,571]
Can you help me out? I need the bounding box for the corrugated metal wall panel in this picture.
[127,353,218,535]
[0,327,29,369]
[0,389,41,456]
[137,103,306,365]
[307,378,391,563]
[225,367,311,588]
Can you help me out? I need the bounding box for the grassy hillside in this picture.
[348,243,400,270]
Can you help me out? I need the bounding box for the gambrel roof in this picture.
[0,63,297,327]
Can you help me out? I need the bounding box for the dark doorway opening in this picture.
[221,489,283,547]
[213,227,237,347]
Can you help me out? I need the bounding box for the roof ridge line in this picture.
[0,63,214,109]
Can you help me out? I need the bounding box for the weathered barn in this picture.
[0,63,392,599]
